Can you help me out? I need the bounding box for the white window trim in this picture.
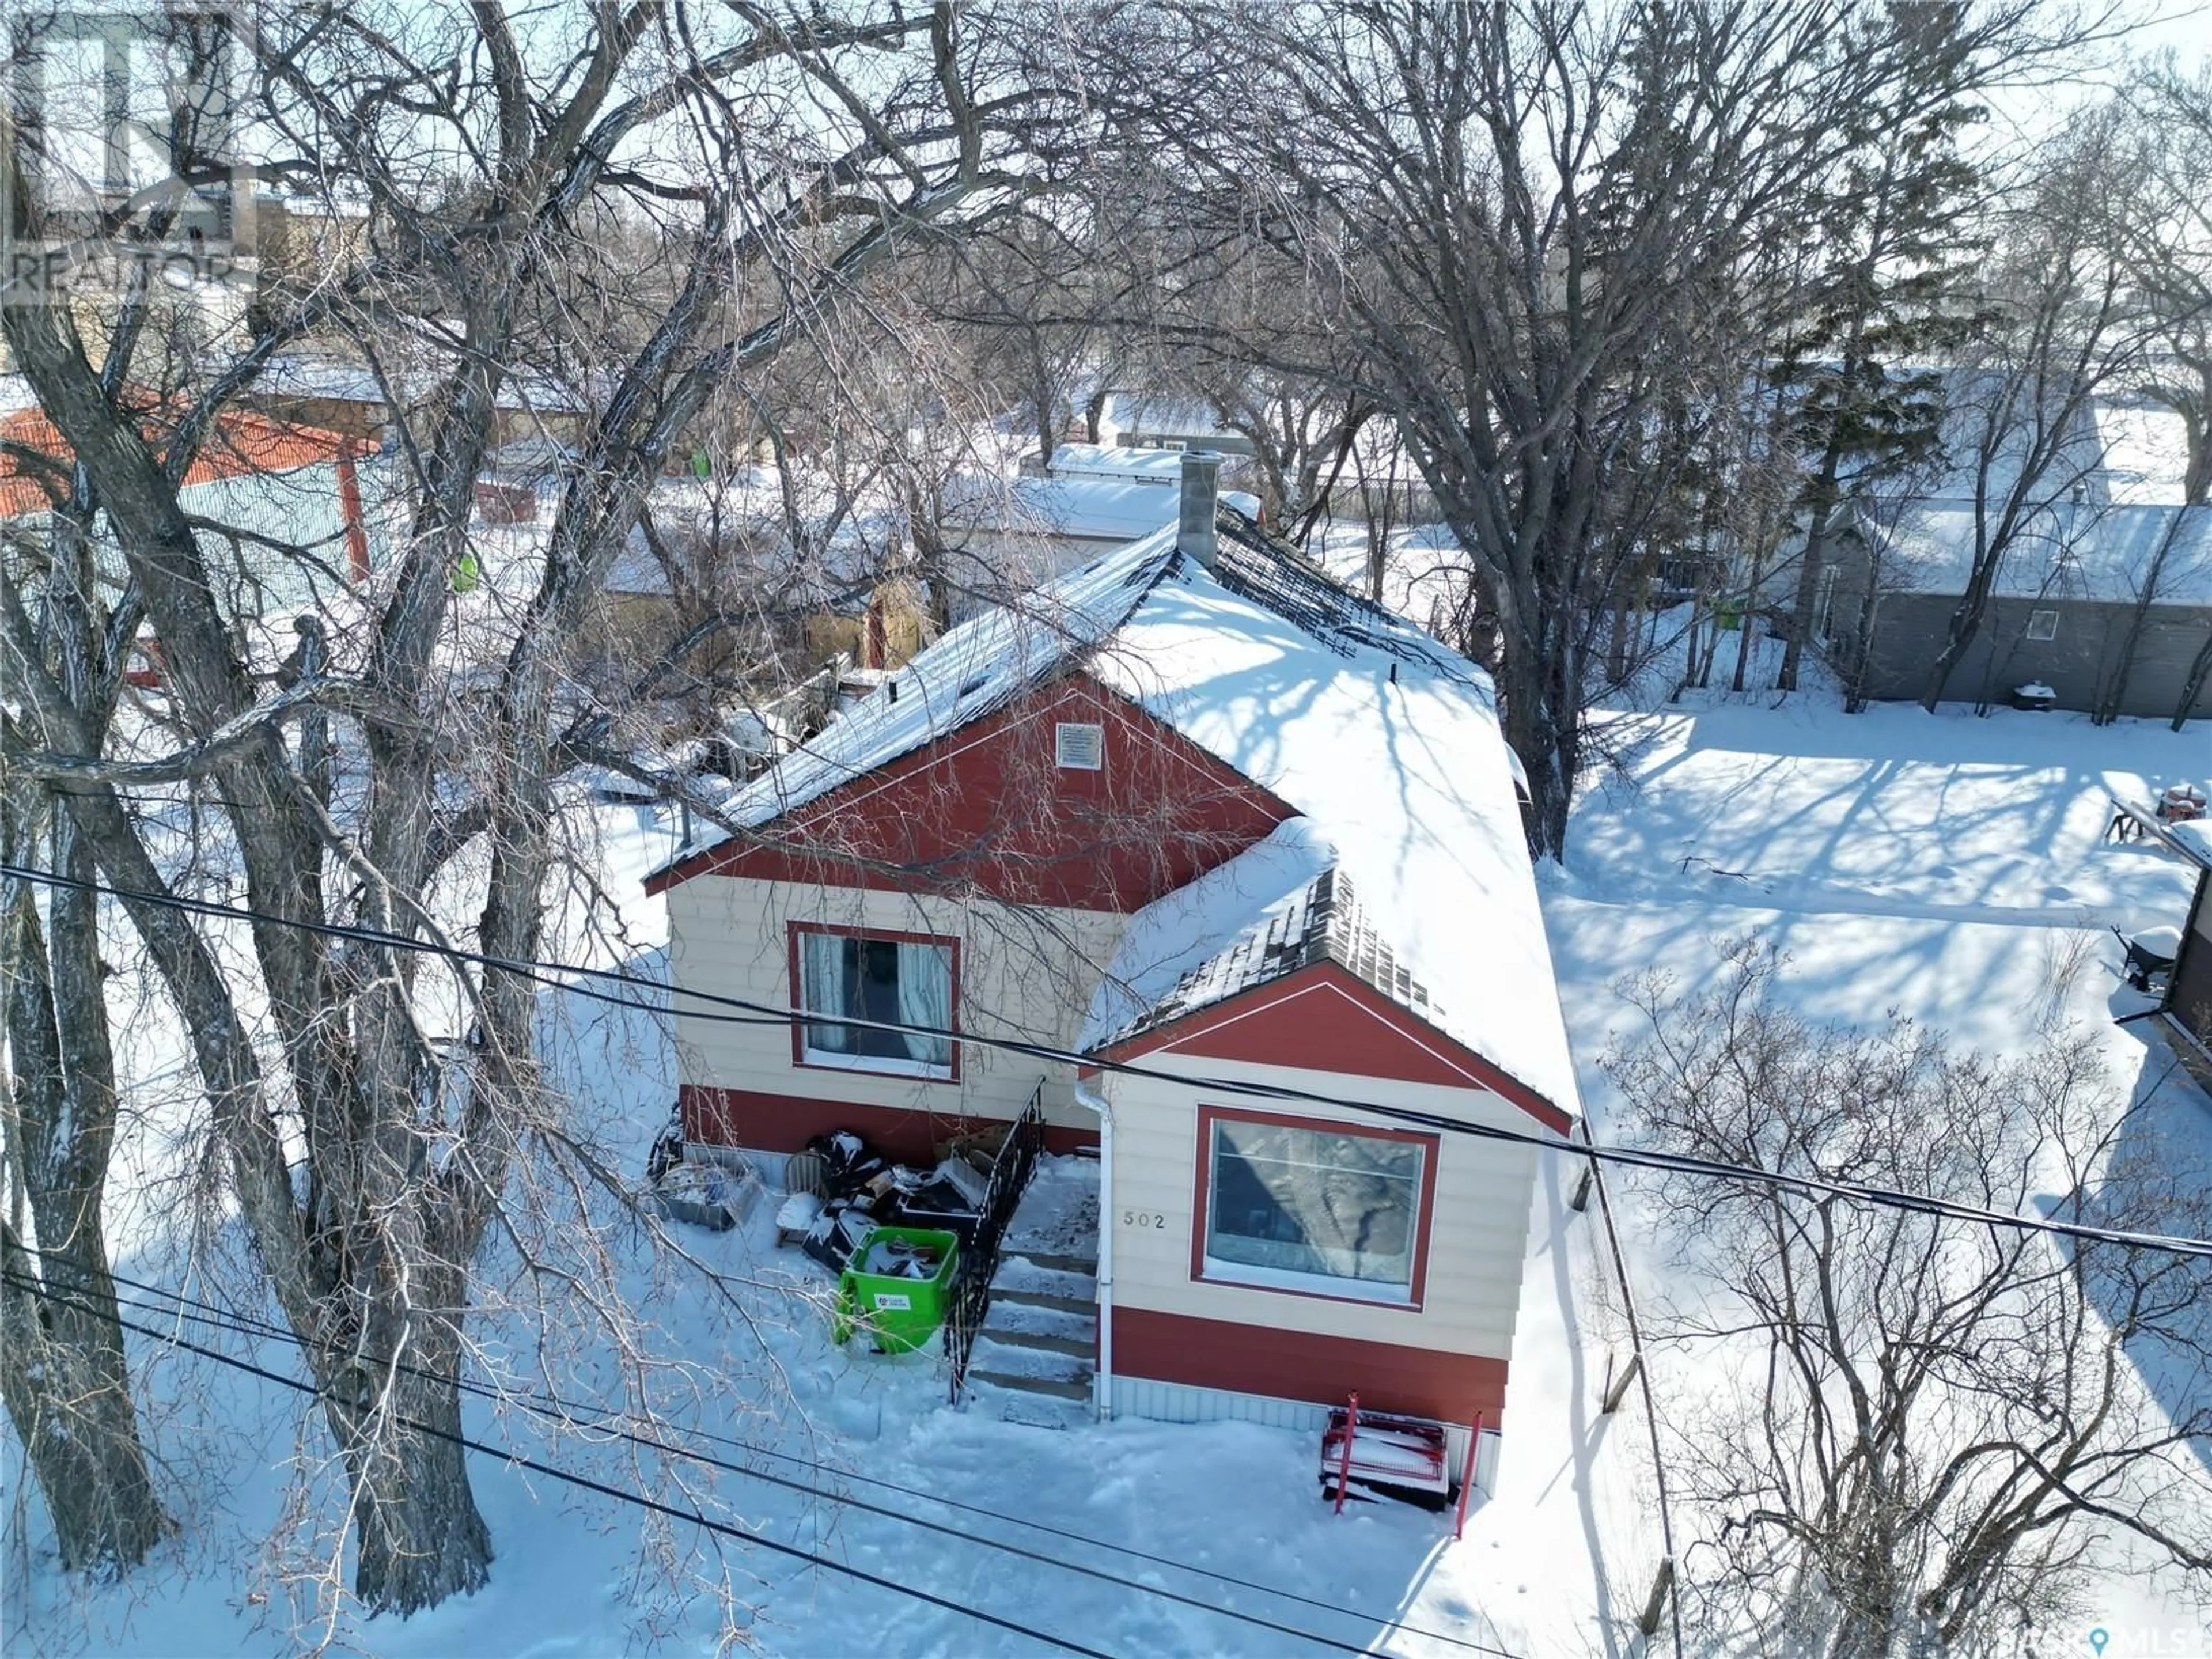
[2025,608,2060,642]
[1196,1253,1419,1307]
[1199,1116,1427,1302]
[798,1046,952,1082]
[793,926,958,1082]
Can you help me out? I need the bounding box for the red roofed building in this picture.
[1,399,382,636]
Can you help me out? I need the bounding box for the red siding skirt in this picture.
[1112,1305,1507,1428]
[680,1082,1097,1165]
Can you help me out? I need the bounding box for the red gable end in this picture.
[1089,959,1571,1134]
[647,672,1293,914]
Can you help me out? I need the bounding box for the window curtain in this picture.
[896,942,952,1069]
[1207,1122,1421,1286]
[798,931,852,1053]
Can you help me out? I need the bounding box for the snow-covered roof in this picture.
[1046,444,1184,485]
[605,473,897,599]
[945,473,1260,544]
[2093,399,2195,507]
[1863,499,2212,605]
[1097,392,1232,442]
[1082,821,1464,1055]
[1081,820,1338,1051]
[671,516,1578,1114]
[254,351,597,416]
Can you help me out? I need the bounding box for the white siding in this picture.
[668,873,1127,1135]
[1103,1055,1544,1361]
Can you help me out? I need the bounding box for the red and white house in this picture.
[646,457,1581,1446]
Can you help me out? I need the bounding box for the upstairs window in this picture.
[2025,609,2059,642]
[793,926,956,1080]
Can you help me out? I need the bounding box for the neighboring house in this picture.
[1824,499,2212,717]
[1094,391,1253,457]
[245,350,597,449]
[1042,442,1189,486]
[1813,389,2212,717]
[646,454,1576,1445]
[937,468,1262,623]
[0,401,381,634]
[594,473,930,677]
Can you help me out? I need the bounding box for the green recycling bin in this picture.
[831,1225,961,1353]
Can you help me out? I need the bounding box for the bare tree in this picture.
[1918,107,2145,712]
[1075,0,2086,855]
[1610,944,2212,1656]
[1768,6,1987,694]
[2105,58,2212,728]
[2,0,1067,1616]
[2116,58,2212,509]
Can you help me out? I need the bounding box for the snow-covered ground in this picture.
[7,697,2210,1657]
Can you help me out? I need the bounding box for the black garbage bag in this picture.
[804,1130,887,1199]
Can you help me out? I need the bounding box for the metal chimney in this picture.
[1176,449,1221,569]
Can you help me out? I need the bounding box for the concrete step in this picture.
[979,1299,1096,1347]
[976,1322,1094,1361]
[963,1377,1093,1429]
[967,1365,1096,1404]
[990,1255,1096,1309]
[999,1155,1100,1263]
[1006,1246,1099,1277]
[968,1333,1093,1389]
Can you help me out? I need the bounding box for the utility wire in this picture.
[10,1253,1521,1659]
[6,857,2209,1261]
[7,1275,1131,1659]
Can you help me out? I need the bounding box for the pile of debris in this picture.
[642,1113,763,1232]
[775,1127,1001,1277]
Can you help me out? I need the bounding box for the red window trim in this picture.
[786,921,963,1085]
[1190,1104,1438,1312]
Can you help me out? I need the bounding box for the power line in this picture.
[6,857,2209,1262]
[12,1252,1522,1658]
[7,1273,1130,1659]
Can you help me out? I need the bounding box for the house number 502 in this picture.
[1120,1210,1166,1229]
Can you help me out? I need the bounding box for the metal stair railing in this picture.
[945,1080,1048,1403]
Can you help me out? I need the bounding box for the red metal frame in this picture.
[1333,1392,1359,1514]
[785,921,963,1084]
[1454,1410,1486,1539]
[1191,1104,1439,1310]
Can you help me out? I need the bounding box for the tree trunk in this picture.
[1841,572,1885,714]
[2096,509,2190,724]
[1778,451,1844,692]
[331,1325,492,1615]
[0,1223,165,1573]
[1495,611,1579,860]
[1729,548,1766,695]
[2173,626,2212,730]
[1919,564,1997,712]
[0,824,165,1574]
